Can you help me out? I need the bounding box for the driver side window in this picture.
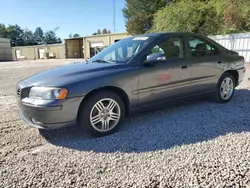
[146,37,184,62]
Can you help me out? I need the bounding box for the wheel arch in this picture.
[77,86,130,121]
[222,70,239,85]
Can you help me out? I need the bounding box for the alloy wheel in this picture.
[220,77,234,100]
[90,98,121,132]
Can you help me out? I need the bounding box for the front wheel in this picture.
[78,91,125,137]
[214,73,235,103]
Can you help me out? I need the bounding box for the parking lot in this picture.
[1,59,250,187]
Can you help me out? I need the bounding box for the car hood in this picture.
[20,62,122,87]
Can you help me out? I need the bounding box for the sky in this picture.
[0,0,126,39]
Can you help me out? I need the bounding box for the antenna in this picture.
[113,0,116,33]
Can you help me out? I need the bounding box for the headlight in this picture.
[28,87,68,100]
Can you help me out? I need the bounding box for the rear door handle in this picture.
[181,65,188,69]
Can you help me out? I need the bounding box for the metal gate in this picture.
[209,32,250,62]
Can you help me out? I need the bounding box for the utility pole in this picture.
[113,0,116,33]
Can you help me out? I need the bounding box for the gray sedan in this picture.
[16,32,246,137]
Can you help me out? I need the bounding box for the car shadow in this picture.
[40,88,250,153]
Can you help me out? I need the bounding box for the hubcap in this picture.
[220,77,234,100]
[90,98,121,132]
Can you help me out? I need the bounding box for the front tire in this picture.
[214,73,235,103]
[78,90,125,137]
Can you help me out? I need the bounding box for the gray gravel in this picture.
[1,60,250,188]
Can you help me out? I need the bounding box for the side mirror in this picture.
[146,53,165,62]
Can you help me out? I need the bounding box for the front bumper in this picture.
[236,67,246,85]
[17,97,83,130]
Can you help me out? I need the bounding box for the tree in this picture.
[0,23,24,46]
[0,23,62,46]
[0,24,7,38]
[97,29,101,35]
[57,37,62,43]
[122,0,168,35]
[6,24,24,46]
[34,27,44,44]
[44,30,58,44]
[73,33,80,37]
[102,28,108,34]
[151,0,250,36]
[220,0,250,34]
[69,34,72,38]
[107,29,111,34]
[23,28,36,45]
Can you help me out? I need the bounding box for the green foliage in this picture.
[0,24,7,38]
[73,33,80,37]
[102,28,108,34]
[57,38,62,43]
[94,28,111,35]
[5,24,24,46]
[151,0,250,35]
[69,33,80,38]
[123,0,169,35]
[34,27,44,44]
[43,30,58,44]
[23,28,36,46]
[220,0,250,34]
[0,23,61,46]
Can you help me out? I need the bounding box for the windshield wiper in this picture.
[90,59,113,63]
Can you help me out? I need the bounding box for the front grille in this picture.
[21,87,31,99]
[17,86,31,99]
[17,88,21,98]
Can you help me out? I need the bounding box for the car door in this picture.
[138,36,192,107]
[186,35,222,94]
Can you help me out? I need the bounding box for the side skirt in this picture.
[128,90,215,115]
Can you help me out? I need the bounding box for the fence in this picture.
[209,32,250,62]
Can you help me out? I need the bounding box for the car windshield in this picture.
[89,36,151,63]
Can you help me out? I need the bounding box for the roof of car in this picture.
[130,32,202,38]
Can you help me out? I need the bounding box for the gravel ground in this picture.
[0,60,250,188]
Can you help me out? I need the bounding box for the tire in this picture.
[78,90,125,137]
[214,73,235,103]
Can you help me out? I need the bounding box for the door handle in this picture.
[181,65,188,69]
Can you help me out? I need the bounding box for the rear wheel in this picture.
[78,90,125,137]
[214,73,235,103]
